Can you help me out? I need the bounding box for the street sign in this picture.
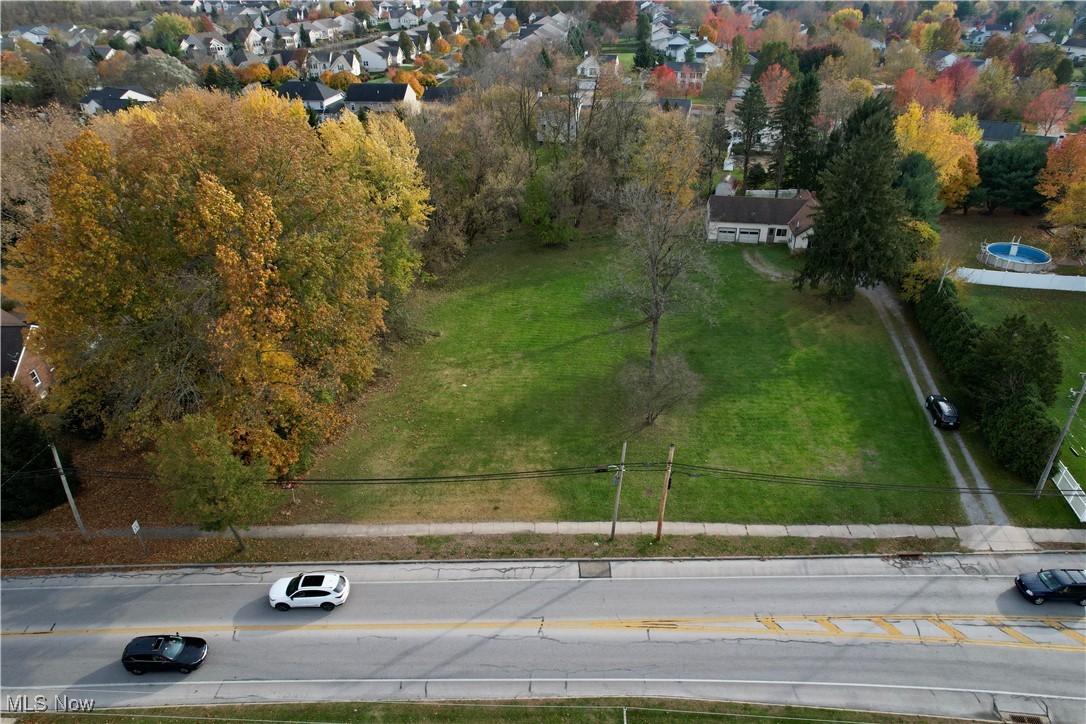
[131,520,140,535]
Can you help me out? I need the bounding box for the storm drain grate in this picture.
[1003,714,1048,724]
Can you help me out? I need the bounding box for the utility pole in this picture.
[654,443,675,542]
[50,443,86,538]
[1035,372,1086,497]
[609,441,627,541]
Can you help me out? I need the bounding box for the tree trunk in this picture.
[647,310,661,385]
[228,524,245,552]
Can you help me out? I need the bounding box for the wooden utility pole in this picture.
[1035,373,1086,497]
[50,443,86,538]
[654,443,675,542]
[609,441,627,541]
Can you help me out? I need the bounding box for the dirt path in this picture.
[742,250,1010,527]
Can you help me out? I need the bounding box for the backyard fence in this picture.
[1053,461,1086,523]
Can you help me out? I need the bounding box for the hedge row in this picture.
[913,279,1060,481]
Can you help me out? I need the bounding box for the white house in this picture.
[344,82,420,114]
[706,191,818,252]
[388,8,422,30]
[79,86,157,115]
[1061,38,1086,61]
[577,54,621,78]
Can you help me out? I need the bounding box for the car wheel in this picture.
[933,417,939,427]
[178,667,191,674]
[1078,598,1086,607]
[320,602,336,612]
[1032,596,1046,605]
[275,602,290,611]
[130,668,143,676]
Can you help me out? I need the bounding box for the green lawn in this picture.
[308,232,964,527]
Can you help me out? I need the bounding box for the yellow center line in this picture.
[1045,620,1086,645]
[930,619,967,641]
[985,617,1036,646]
[3,615,1083,653]
[870,617,904,637]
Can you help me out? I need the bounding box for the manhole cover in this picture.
[578,561,611,579]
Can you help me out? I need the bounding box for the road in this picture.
[2,552,1084,721]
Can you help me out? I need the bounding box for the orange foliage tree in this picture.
[759,63,792,106]
[650,65,680,98]
[235,63,271,85]
[1025,87,1074,135]
[391,69,425,96]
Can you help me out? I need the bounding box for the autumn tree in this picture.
[1025,86,1074,135]
[970,59,1014,119]
[1036,134,1086,259]
[23,47,96,106]
[759,63,792,106]
[151,412,272,550]
[0,104,82,252]
[795,96,911,302]
[96,51,133,86]
[752,41,798,82]
[651,64,680,98]
[6,88,429,476]
[894,102,981,207]
[143,13,194,54]
[699,62,739,104]
[321,69,361,90]
[236,62,271,85]
[269,65,299,86]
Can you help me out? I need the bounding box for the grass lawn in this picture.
[933,212,1086,527]
[307,231,963,527]
[28,699,963,723]
[599,40,638,71]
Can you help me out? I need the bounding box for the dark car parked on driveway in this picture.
[925,394,960,429]
[121,634,208,675]
[1014,569,1086,606]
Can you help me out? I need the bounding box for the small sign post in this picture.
[132,520,147,554]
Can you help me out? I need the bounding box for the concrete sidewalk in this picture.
[4,521,1083,553]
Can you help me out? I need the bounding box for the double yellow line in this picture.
[4,614,1084,652]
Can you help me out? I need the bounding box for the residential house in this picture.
[275,79,345,118]
[693,40,719,61]
[1061,37,1086,61]
[577,54,620,78]
[103,29,141,48]
[388,8,422,30]
[1,310,53,399]
[308,50,362,77]
[356,38,403,72]
[228,27,263,54]
[1025,30,1053,45]
[664,61,706,91]
[926,50,960,72]
[7,25,50,45]
[420,85,464,104]
[663,32,692,61]
[977,120,1022,146]
[79,86,156,115]
[345,81,421,114]
[657,97,692,117]
[705,190,818,252]
[180,32,231,60]
[231,49,265,67]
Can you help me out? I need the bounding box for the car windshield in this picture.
[937,401,956,416]
[334,576,346,594]
[1037,570,1065,590]
[286,575,303,596]
[161,636,184,660]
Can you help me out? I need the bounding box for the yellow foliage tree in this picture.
[6,87,429,474]
[269,66,298,86]
[894,102,981,207]
[235,63,271,84]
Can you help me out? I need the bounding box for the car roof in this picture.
[123,635,176,655]
[298,572,340,587]
[1056,569,1086,585]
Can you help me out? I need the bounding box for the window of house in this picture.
[776,228,788,237]
[29,369,41,387]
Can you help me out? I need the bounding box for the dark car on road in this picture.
[925,394,960,429]
[1014,569,1086,606]
[121,634,208,675]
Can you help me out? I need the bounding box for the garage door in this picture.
[716,227,737,242]
[738,228,761,243]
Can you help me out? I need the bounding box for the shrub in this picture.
[982,395,1059,481]
[0,382,78,521]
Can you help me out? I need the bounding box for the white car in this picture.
[268,572,350,611]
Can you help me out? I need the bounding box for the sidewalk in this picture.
[4,521,1083,553]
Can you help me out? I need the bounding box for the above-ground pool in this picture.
[978,241,1056,273]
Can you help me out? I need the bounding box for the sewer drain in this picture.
[1003,715,1047,724]
[578,561,611,578]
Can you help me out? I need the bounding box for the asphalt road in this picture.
[2,552,1084,721]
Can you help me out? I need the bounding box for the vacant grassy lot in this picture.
[308,233,963,526]
[938,211,1055,265]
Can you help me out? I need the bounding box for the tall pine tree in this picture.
[771,72,820,193]
[794,96,910,302]
[734,82,768,185]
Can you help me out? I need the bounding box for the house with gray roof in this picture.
[706,190,819,252]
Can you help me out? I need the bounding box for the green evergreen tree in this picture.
[894,152,944,226]
[636,13,651,43]
[752,40,798,81]
[971,140,1048,214]
[794,98,910,302]
[684,46,696,63]
[634,40,655,70]
[734,82,769,184]
[771,72,820,192]
[398,31,415,60]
